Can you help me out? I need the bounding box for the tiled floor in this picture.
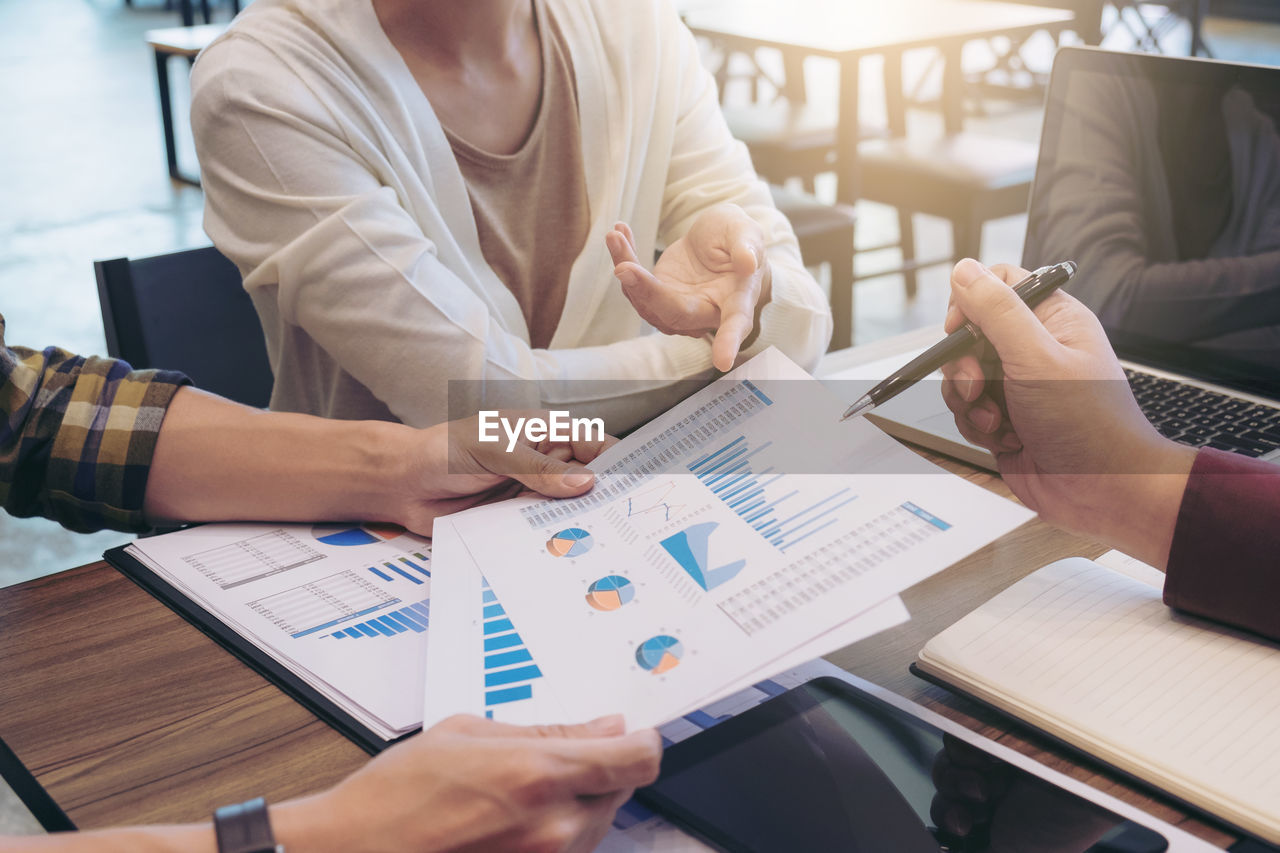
[0,0,1277,833]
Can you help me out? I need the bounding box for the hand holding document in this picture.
[426,348,1033,729]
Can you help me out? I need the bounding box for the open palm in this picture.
[606,204,771,372]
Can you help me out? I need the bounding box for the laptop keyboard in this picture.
[1126,369,1280,459]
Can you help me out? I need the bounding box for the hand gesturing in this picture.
[606,203,771,372]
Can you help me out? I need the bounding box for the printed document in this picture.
[435,349,1032,727]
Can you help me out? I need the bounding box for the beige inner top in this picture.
[443,0,590,350]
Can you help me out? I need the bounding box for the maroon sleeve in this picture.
[1163,448,1280,641]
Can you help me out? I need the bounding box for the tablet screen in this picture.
[637,678,1169,853]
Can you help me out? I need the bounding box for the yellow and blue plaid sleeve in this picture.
[0,315,190,533]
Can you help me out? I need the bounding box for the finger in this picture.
[483,714,629,741]
[941,383,1005,453]
[711,290,758,371]
[618,221,638,255]
[730,235,762,278]
[606,227,641,267]
[496,441,597,497]
[951,258,1059,368]
[941,353,985,403]
[944,302,964,334]
[564,791,640,853]
[711,315,750,372]
[966,397,1003,434]
[568,433,615,465]
[551,729,664,795]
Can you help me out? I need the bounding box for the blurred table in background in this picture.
[682,0,1074,205]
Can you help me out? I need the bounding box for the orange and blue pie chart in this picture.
[312,523,404,547]
[546,527,593,558]
[636,635,683,674]
[586,576,635,611]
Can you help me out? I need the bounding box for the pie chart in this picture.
[546,527,593,558]
[586,576,635,611]
[636,635,683,674]
[312,523,405,547]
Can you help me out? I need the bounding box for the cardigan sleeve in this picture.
[1163,447,1280,641]
[656,3,833,372]
[191,34,788,432]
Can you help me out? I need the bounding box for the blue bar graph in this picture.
[485,684,534,705]
[479,579,544,714]
[485,648,533,668]
[292,601,394,638]
[690,435,859,551]
[399,556,432,577]
[485,664,543,687]
[383,562,423,585]
[327,597,430,639]
[484,632,523,651]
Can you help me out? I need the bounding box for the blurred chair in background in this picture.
[95,246,273,409]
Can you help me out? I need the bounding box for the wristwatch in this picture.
[213,797,284,853]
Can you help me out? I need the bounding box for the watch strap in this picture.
[213,797,282,853]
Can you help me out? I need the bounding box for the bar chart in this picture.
[481,580,543,713]
[329,599,431,638]
[365,552,432,586]
[518,379,774,529]
[688,435,860,553]
[183,529,324,589]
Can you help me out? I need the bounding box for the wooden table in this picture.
[682,0,1075,205]
[0,336,1241,845]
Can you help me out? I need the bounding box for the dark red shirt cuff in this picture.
[1164,448,1280,642]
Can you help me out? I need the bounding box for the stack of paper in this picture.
[423,349,1033,731]
[125,522,436,741]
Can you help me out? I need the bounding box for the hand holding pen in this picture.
[840,261,1078,421]
[933,259,1196,570]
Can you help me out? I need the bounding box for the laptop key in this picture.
[1241,430,1280,447]
[1206,435,1272,457]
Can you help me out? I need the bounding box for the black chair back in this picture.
[94,246,273,408]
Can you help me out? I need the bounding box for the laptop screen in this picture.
[1023,47,1280,398]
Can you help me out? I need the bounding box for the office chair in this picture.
[94,246,274,408]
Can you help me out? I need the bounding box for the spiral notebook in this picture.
[913,554,1280,844]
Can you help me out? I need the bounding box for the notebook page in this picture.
[922,558,1280,833]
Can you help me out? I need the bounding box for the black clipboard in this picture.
[105,544,418,755]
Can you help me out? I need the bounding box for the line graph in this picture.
[624,480,688,524]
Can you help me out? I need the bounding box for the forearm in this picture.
[0,797,351,853]
[0,824,211,853]
[143,388,416,527]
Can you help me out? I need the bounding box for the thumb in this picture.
[494,715,628,740]
[950,258,1058,369]
[504,442,596,497]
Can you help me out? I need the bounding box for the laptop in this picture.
[826,46,1280,468]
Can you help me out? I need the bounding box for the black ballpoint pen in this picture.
[839,261,1079,422]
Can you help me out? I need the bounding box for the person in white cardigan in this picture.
[190,0,833,432]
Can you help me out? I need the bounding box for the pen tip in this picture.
[840,396,875,422]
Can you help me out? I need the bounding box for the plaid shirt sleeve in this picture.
[0,315,190,533]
